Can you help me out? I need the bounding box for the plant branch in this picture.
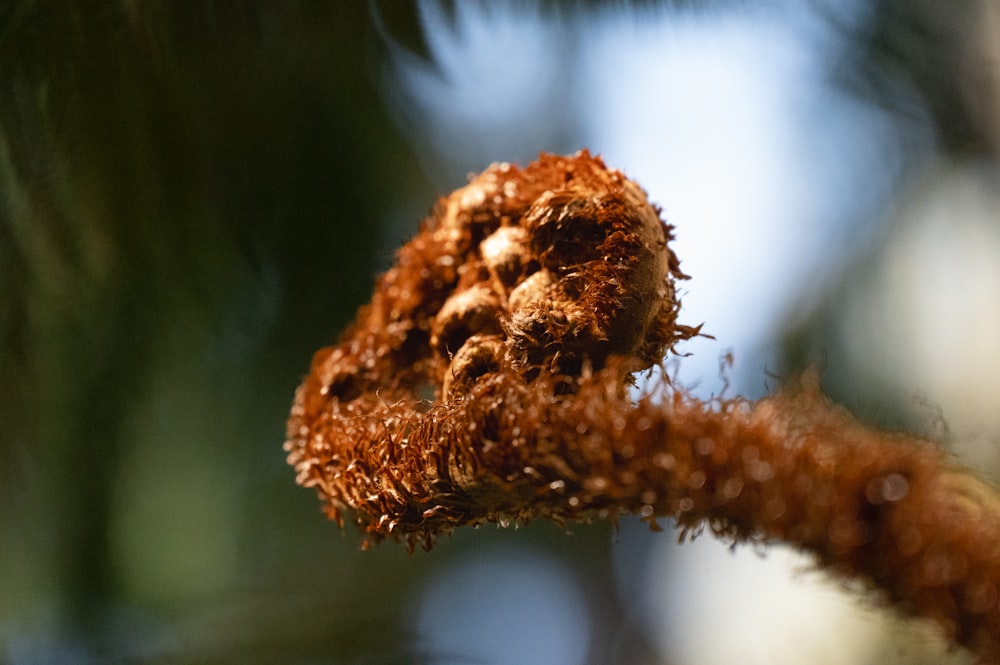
[286,152,1000,662]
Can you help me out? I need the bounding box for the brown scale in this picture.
[286,150,1000,663]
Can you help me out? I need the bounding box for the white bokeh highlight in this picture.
[842,161,1000,468]
[646,535,887,665]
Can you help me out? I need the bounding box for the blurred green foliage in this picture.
[0,2,437,662]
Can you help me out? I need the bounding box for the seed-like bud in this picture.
[431,283,503,359]
[525,190,606,271]
[441,334,505,400]
[480,225,531,291]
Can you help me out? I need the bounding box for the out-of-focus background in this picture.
[2,1,998,663]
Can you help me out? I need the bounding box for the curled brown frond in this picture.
[286,150,695,542]
[285,151,1000,662]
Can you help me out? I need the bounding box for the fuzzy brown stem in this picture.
[289,362,1000,659]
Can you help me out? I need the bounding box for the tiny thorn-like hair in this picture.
[286,151,1000,661]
